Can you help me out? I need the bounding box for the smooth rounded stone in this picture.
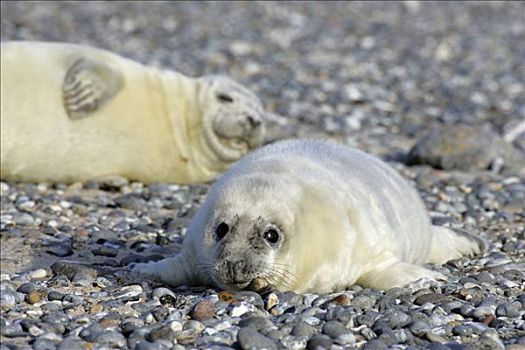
[427,344,454,350]
[114,193,146,210]
[63,294,83,305]
[307,335,333,350]
[415,293,451,306]
[152,306,170,322]
[426,328,449,343]
[92,246,119,257]
[452,322,488,336]
[182,320,205,335]
[408,321,430,337]
[50,262,97,281]
[264,329,288,342]
[114,284,143,299]
[71,271,94,286]
[57,337,90,350]
[322,321,348,339]
[17,282,38,294]
[122,318,145,335]
[351,294,376,309]
[1,323,26,337]
[238,327,277,350]
[234,291,265,310]
[13,212,35,225]
[472,306,496,320]
[362,338,389,350]
[45,241,74,257]
[30,268,48,280]
[265,293,279,310]
[47,291,64,301]
[230,301,257,317]
[496,302,521,317]
[291,321,316,338]
[27,290,42,304]
[128,327,150,348]
[147,325,175,343]
[0,290,16,308]
[33,337,58,350]
[135,340,171,350]
[246,277,269,292]
[280,335,308,350]
[239,317,274,331]
[152,287,176,299]
[85,329,126,348]
[40,302,62,313]
[406,124,523,172]
[384,310,412,328]
[476,329,505,350]
[334,332,356,345]
[303,316,321,326]
[191,300,215,321]
[94,276,113,288]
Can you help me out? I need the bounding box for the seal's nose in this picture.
[246,115,261,128]
[227,260,246,280]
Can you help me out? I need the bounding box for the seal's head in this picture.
[198,76,265,162]
[189,172,299,291]
[192,170,345,292]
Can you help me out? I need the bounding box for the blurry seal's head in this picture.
[198,76,265,162]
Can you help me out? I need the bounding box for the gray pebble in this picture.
[239,317,274,331]
[322,321,348,338]
[238,327,277,350]
[291,321,316,338]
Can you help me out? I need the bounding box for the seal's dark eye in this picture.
[215,222,229,240]
[217,93,234,103]
[263,229,280,245]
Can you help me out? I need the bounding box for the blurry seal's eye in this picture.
[217,93,234,103]
[215,222,229,240]
[263,229,280,245]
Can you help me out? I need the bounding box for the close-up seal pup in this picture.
[0,41,265,184]
[132,139,484,293]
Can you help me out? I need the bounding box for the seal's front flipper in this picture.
[63,57,123,119]
[130,254,192,287]
[357,262,446,290]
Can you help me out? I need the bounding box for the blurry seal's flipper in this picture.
[63,57,123,119]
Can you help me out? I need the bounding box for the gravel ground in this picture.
[1,2,524,350]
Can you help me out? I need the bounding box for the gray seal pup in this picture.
[132,140,484,292]
[0,41,265,184]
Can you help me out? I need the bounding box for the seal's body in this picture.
[133,140,484,292]
[1,41,264,184]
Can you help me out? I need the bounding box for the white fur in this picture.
[133,139,483,292]
[0,41,265,184]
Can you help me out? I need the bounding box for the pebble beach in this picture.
[1,2,524,350]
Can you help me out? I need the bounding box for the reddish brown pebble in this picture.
[330,294,350,305]
[90,303,104,314]
[483,314,495,325]
[99,314,120,328]
[218,291,236,303]
[191,300,215,321]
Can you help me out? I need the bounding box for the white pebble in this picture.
[170,320,183,332]
[30,268,48,280]
[230,302,254,317]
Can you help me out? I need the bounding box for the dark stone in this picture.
[407,124,524,173]
[307,335,333,350]
[237,327,277,350]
